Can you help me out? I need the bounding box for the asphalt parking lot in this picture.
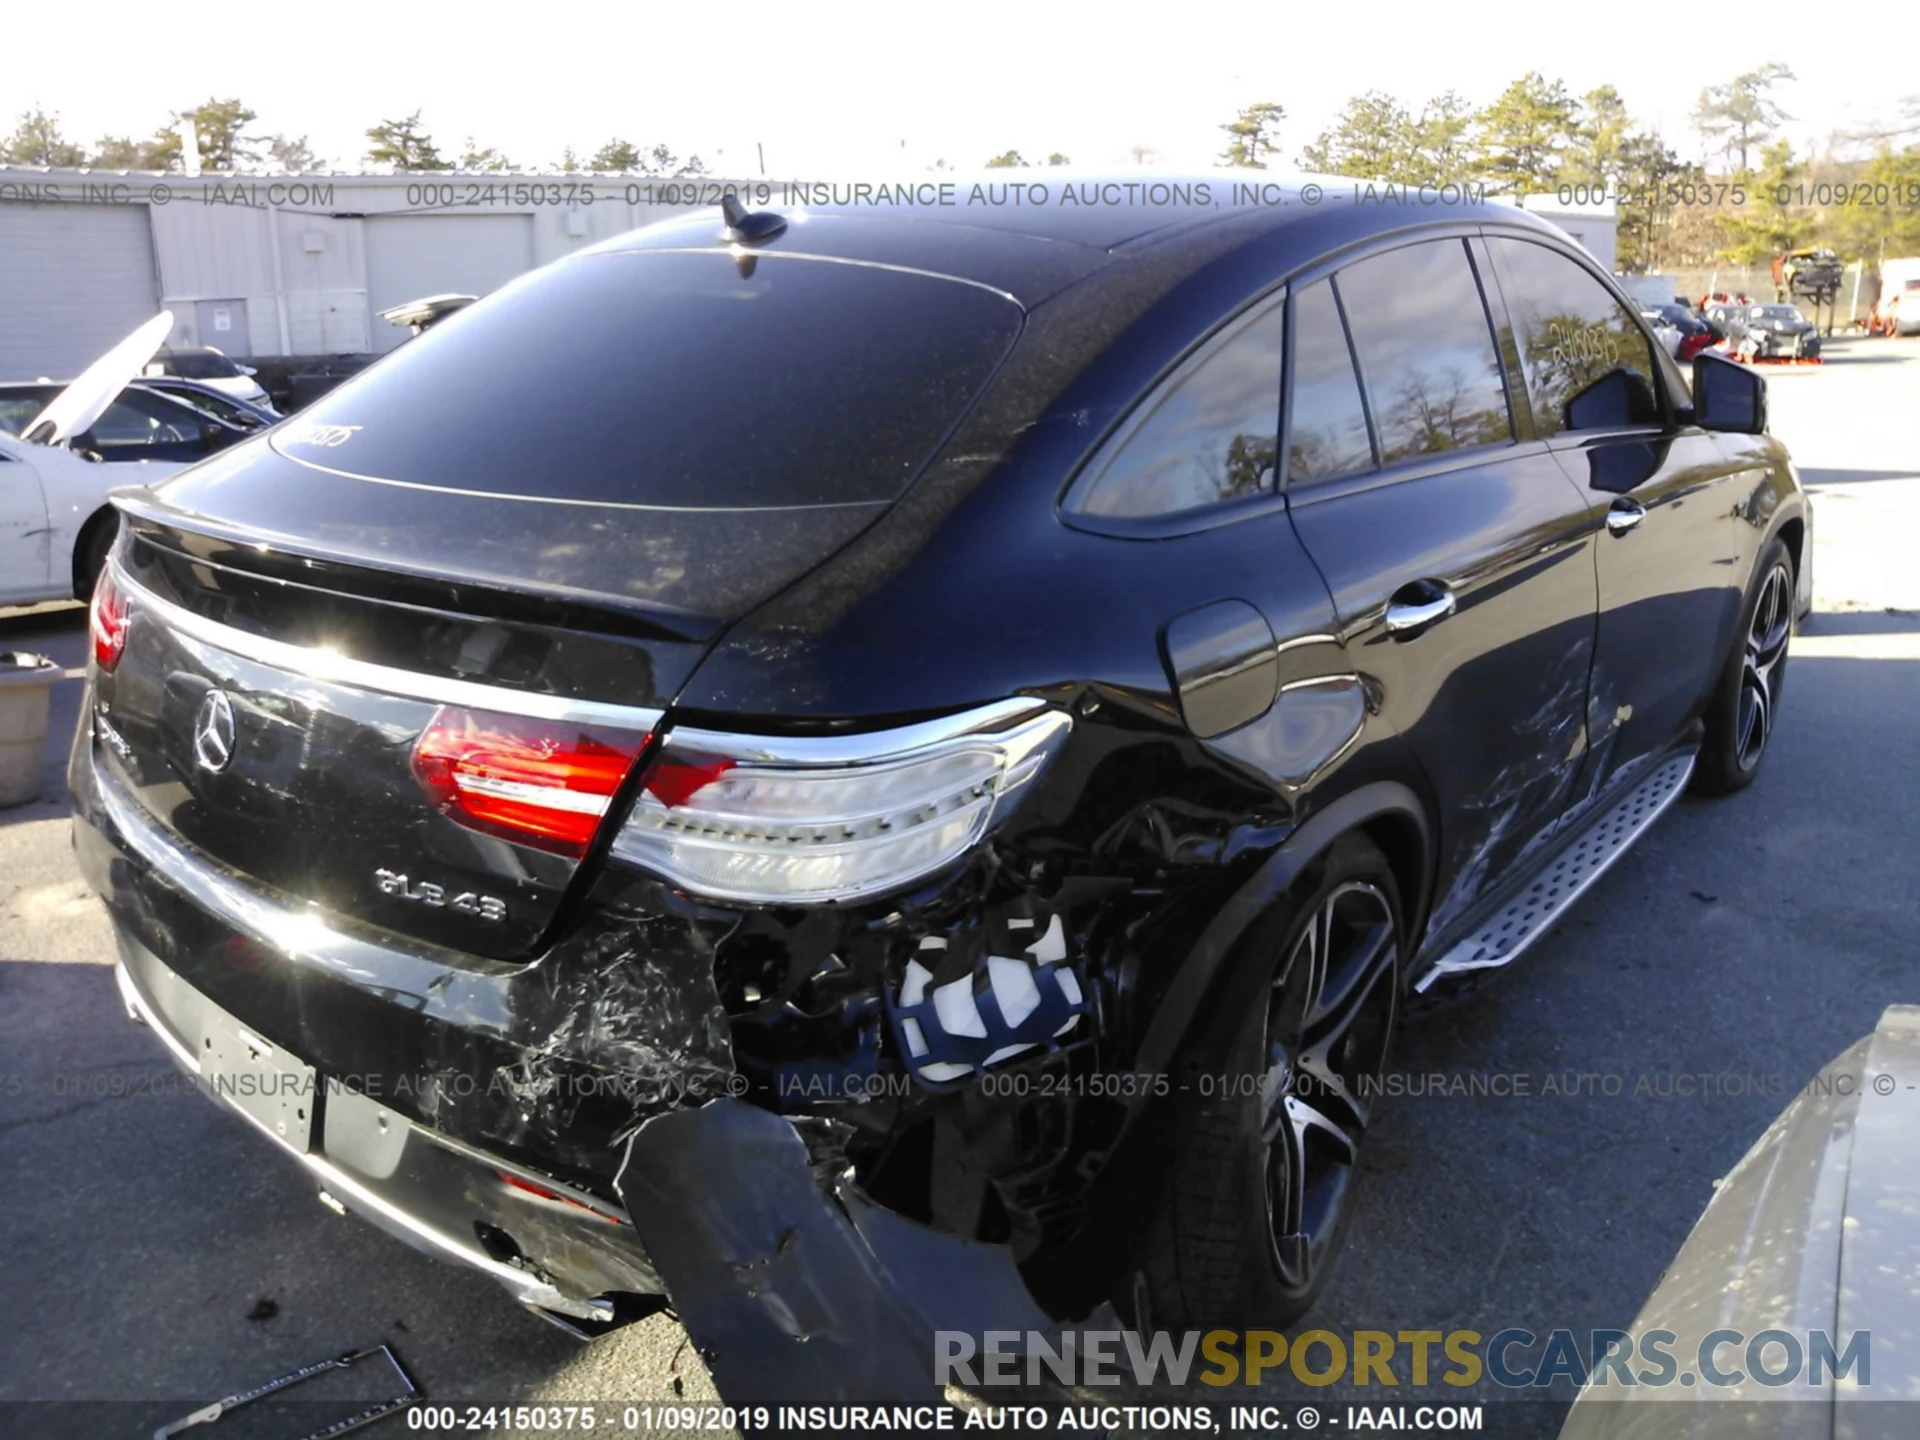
[3,338,1918,1435]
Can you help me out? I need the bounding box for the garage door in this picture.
[0,204,160,379]
[364,214,536,352]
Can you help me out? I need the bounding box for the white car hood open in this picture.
[23,311,175,447]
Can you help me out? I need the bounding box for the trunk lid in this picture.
[97,519,688,960]
[90,245,1022,958]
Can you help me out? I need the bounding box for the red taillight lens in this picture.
[411,707,649,857]
[641,752,736,808]
[90,568,129,673]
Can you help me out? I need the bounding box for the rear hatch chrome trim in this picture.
[112,561,666,730]
[94,759,478,989]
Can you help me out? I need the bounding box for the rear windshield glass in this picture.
[275,250,1023,509]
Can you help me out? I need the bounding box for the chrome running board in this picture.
[1414,750,1696,992]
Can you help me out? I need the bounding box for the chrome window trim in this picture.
[112,562,665,730]
[577,246,1023,306]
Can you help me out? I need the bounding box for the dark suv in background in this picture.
[74,185,1809,1400]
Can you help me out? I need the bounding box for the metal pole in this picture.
[267,207,293,357]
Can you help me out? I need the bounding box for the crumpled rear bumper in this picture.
[620,1101,1063,1403]
[111,940,657,1324]
[74,714,1072,1397]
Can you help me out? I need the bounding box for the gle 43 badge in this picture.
[374,868,507,922]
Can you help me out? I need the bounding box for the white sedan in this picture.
[1,313,185,606]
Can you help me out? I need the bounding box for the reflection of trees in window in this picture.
[1336,240,1512,466]
[1287,400,1374,478]
[1072,306,1284,518]
[1224,432,1276,497]
[1288,280,1375,482]
[1088,428,1275,517]
[1180,432,1274,508]
[1379,363,1508,459]
[1288,426,1344,480]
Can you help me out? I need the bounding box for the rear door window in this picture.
[1067,301,1285,520]
[1335,239,1513,463]
[1489,238,1661,435]
[274,250,1024,509]
[1285,279,1374,483]
[91,395,197,445]
[0,396,47,436]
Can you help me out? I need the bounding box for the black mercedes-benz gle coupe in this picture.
[73,181,1810,1400]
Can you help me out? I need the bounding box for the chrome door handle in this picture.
[1605,498,1647,536]
[1384,588,1457,636]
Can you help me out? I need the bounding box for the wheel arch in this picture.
[1770,508,1808,619]
[1131,778,1433,1081]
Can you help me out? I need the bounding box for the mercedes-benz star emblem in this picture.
[192,690,237,773]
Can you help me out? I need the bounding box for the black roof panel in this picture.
[590,176,1560,307]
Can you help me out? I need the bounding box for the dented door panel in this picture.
[1286,446,1601,938]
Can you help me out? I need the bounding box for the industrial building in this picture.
[0,168,696,377]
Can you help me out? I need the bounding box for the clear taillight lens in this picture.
[611,702,1070,903]
[412,707,651,857]
[91,567,130,673]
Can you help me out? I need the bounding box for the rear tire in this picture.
[72,512,119,602]
[1693,536,1793,796]
[1134,834,1402,1331]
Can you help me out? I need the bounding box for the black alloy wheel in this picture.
[1695,535,1794,795]
[1734,559,1793,772]
[1261,879,1399,1296]
[1135,834,1402,1330]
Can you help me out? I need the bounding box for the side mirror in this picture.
[200,422,226,448]
[1692,352,1767,434]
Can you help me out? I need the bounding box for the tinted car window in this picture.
[1337,239,1512,462]
[276,251,1023,509]
[0,397,43,436]
[1070,303,1284,519]
[1286,280,1374,482]
[154,386,257,427]
[163,351,245,380]
[1491,239,1660,436]
[90,395,197,445]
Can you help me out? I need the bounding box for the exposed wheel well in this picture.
[1355,810,1431,948]
[1775,516,1804,584]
